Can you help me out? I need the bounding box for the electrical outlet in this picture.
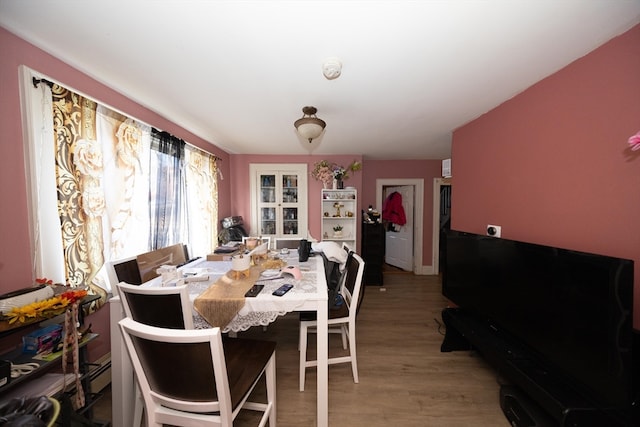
[487,225,501,238]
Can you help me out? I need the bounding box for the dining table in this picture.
[109,250,329,427]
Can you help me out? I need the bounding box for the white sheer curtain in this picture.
[96,106,152,261]
[185,146,219,258]
[21,67,65,283]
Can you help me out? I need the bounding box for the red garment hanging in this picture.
[382,191,406,225]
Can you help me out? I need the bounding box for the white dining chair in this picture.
[119,317,277,427]
[299,252,365,391]
[115,282,194,329]
[273,238,300,250]
[341,242,354,254]
[115,282,194,426]
[106,255,142,289]
[242,236,271,250]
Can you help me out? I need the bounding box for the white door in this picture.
[384,185,414,271]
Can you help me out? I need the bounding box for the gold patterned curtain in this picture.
[51,86,104,289]
[50,86,151,307]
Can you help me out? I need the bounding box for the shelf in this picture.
[0,333,99,396]
[321,189,357,249]
[0,294,104,425]
[0,294,100,337]
[1,372,76,399]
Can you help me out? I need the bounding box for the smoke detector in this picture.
[322,58,342,80]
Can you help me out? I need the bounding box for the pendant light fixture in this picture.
[294,106,326,143]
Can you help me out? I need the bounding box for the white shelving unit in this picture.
[321,188,357,249]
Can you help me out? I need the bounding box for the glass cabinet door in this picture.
[258,174,277,235]
[281,174,298,203]
[251,164,308,239]
[282,207,298,235]
[260,174,276,203]
[281,173,299,236]
[260,206,276,235]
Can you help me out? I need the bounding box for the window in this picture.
[21,67,219,293]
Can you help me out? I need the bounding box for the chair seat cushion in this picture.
[299,303,348,322]
[223,338,276,410]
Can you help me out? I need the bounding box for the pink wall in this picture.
[363,159,442,266]
[0,27,232,358]
[452,25,640,327]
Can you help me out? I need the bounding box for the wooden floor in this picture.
[93,269,510,426]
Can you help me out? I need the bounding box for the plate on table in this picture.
[261,269,281,278]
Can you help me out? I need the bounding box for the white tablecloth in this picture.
[185,254,323,332]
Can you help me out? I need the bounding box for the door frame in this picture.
[376,178,425,274]
[431,177,451,275]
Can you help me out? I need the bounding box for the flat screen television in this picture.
[442,229,637,425]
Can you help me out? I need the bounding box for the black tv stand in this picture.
[441,308,634,427]
[500,385,555,427]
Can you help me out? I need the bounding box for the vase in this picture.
[332,179,337,190]
[337,179,344,189]
[333,230,342,238]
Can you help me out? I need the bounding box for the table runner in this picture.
[193,266,262,328]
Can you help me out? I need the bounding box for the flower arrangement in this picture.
[332,166,347,180]
[333,225,343,232]
[311,160,362,187]
[311,160,334,188]
[3,288,88,324]
[629,131,640,151]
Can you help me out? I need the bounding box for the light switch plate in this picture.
[487,225,501,238]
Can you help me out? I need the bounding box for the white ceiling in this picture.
[1,1,639,160]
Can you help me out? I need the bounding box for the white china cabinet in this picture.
[250,164,308,239]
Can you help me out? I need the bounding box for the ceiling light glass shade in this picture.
[294,106,326,143]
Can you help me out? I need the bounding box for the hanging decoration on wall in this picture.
[628,130,640,151]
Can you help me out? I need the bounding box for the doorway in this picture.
[383,185,414,271]
[431,178,451,275]
[375,179,424,274]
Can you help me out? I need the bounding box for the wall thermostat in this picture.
[442,158,452,178]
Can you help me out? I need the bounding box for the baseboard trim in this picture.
[416,264,434,275]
